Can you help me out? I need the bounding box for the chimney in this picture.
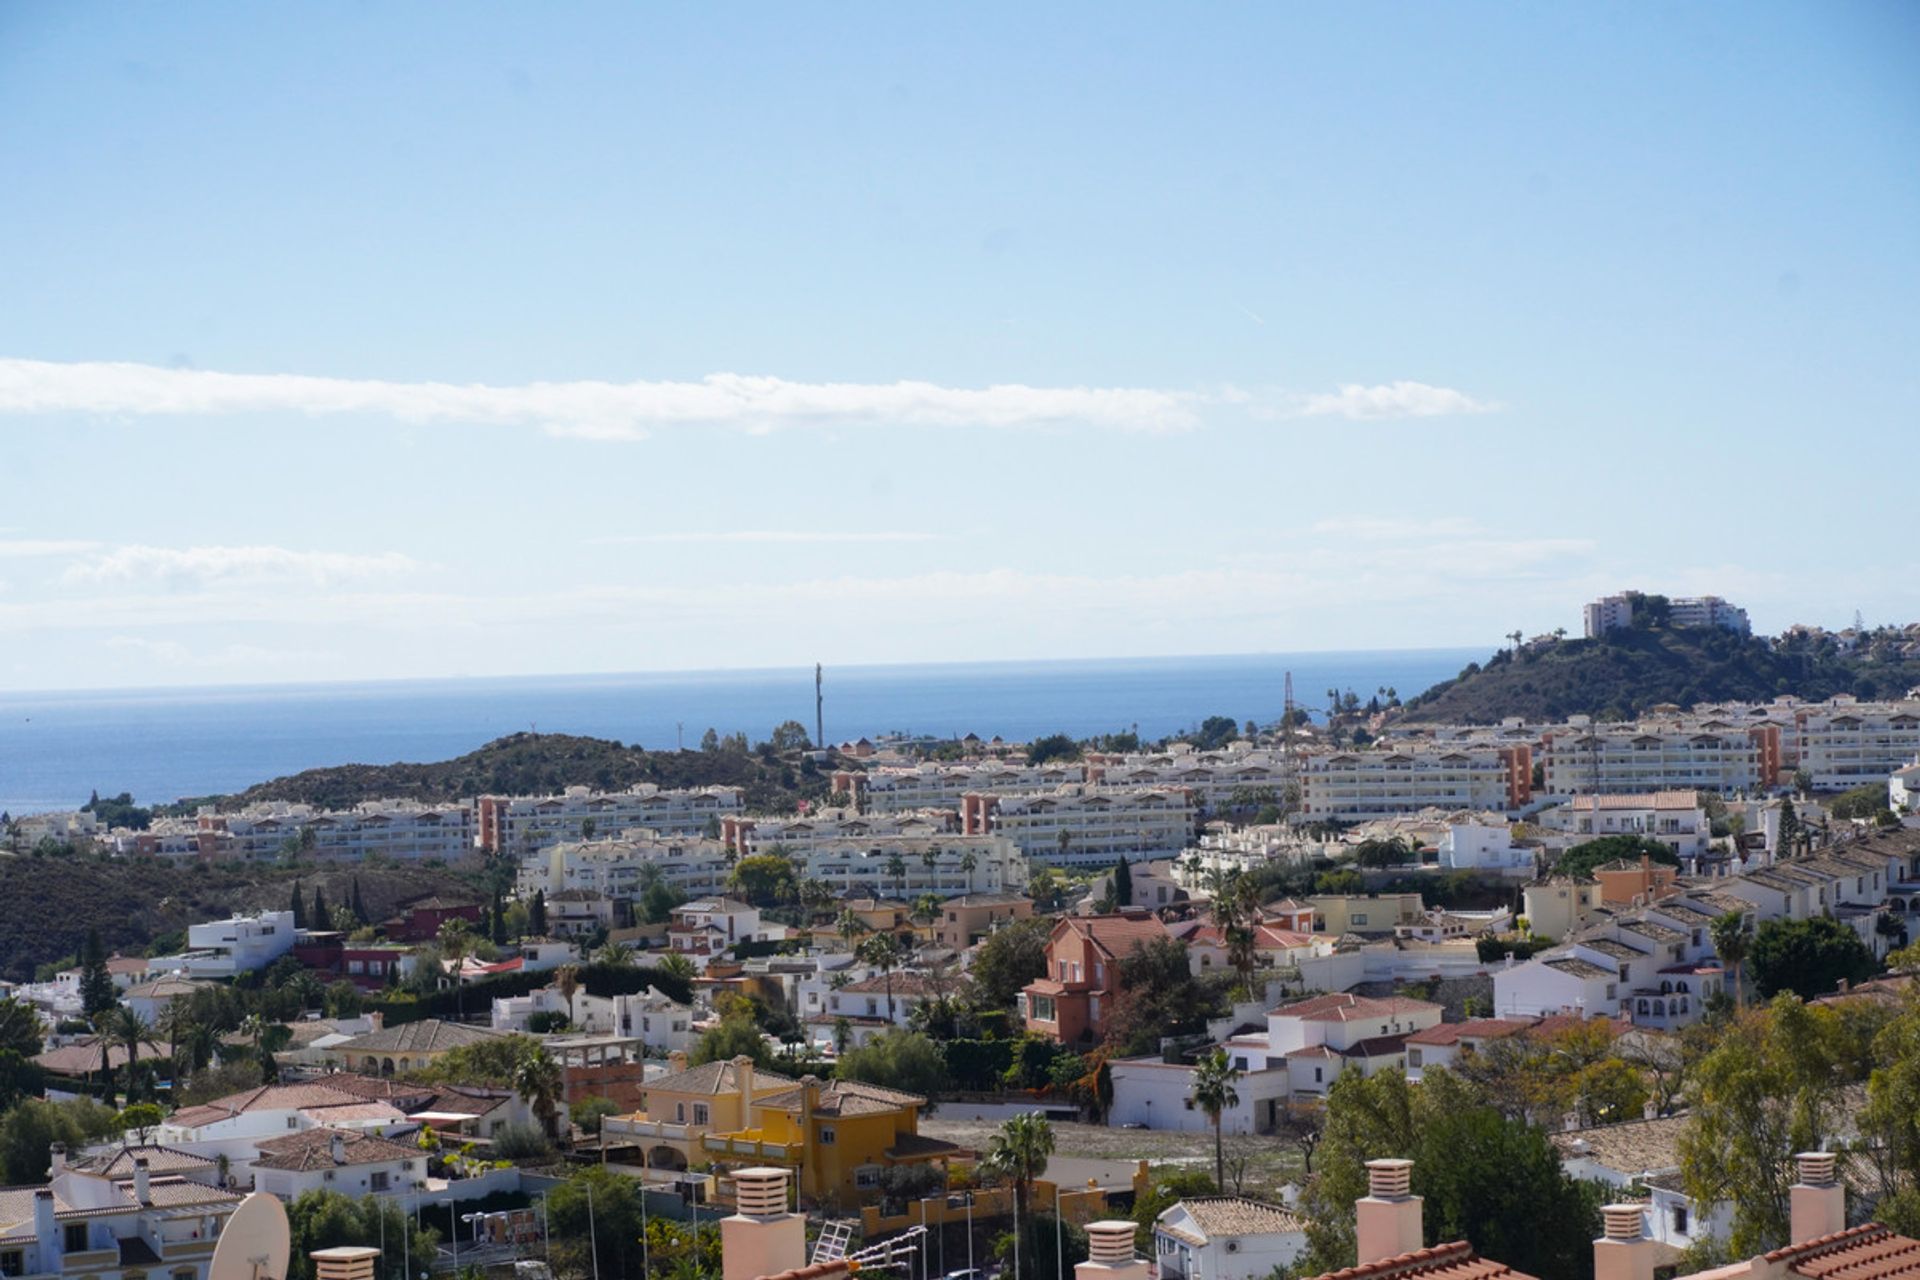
[1356,1159,1423,1265]
[330,1132,348,1166]
[1790,1153,1845,1243]
[132,1157,152,1206]
[34,1190,59,1255]
[1076,1221,1151,1280]
[48,1143,66,1176]
[1593,1204,1653,1280]
[720,1167,805,1280]
[733,1055,755,1114]
[668,1049,689,1073]
[367,1011,384,1033]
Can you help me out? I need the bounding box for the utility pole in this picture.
[816,662,825,750]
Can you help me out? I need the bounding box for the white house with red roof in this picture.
[1233,993,1443,1099]
[1402,1017,1537,1081]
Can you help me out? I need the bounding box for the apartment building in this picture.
[1583,594,1637,638]
[476,784,743,855]
[720,808,959,856]
[831,762,1089,811]
[516,835,733,902]
[1793,700,1920,791]
[1089,749,1293,810]
[1583,592,1750,637]
[963,786,1197,866]
[798,835,1028,897]
[191,800,474,861]
[1297,745,1532,821]
[152,910,298,978]
[0,1147,243,1280]
[1540,721,1778,795]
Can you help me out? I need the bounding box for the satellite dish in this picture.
[209,1192,291,1280]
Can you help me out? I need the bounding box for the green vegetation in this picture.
[836,1029,950,1097]
[1747,916,1876,1001]
[1552,834,1680,880]
[176,730,840,816]
[1400,625,1920,725]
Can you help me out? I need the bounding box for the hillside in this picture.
[177,732,838,816]
[1398,627,1920,724]
[0,858,453,982]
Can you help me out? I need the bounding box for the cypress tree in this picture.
[350,877,367,923]
[1112,859,1133,908]
[311,886,329,931]
[289,881,306,929]
[489,891,507,945]
[79,927,117,1017]
[529,889,548,936]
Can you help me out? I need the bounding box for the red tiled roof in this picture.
[1767,1223,1920,1279]
[1059,914,1171,958]
[1301,1241,1538,1280]
[1406,1018,1535,1047]
[1272,993,1437,1023]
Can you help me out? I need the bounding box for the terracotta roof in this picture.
[1767,1223,1920,1279]
[1271,993,1438,1023]
[755,1079,926,1117]
[68,1145,214,1177]
[883,1132,966,1160]
[645,1060,796,1097]
[33,1038,168,1074]
[1549,1114,1690,1175]
[253,1127,421,1171]
[840,972,940,996]
[1570,792,1701,811]
[1060,914,1172,958]
[1405,1018,1534,1047]
[1299,1240,1537,1280]
[167,1082,405,1130]
[1157,1196,1308,1245]
[333,1019,506,1054]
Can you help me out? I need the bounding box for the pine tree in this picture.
[489,891,507,945]
[311,886,329,930]
[530,889,548,936]
[1112,859,1134,908]
[350,877,367,924]
[289,881,306,929]
[79,927,117,1017]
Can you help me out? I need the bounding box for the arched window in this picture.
[1652,1000,1666,1016]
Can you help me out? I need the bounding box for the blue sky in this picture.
[1,2,1915,691]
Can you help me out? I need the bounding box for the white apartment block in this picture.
[1583,594,1637,638]
[1534,791,1711,859]
[191,800,475,861]
[477,784,743,855]
[492,985,697,1052]
[1792,701,1920,792]
[721,808,959,855]
[517,836,733,902]
[962,786,1197,867]
[1582,592,1749,637]
[1297,745,1532,822]
[831,763,1090,811]
[1540,721,1777,796]
[1892,761,1920,815]
[794,835,1028,897]
[5,810,106,846]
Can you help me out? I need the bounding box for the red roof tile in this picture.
[1300,1240,1538,1280]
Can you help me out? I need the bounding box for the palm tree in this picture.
[856,932,904,1022]
[657,952,695,983]
[912,893,943,941]
[103,1007,151,1104]
[595,941,634,968]
[439,917,474,1019]
[921,847,940,892]
[885,852,908,898]
[1192,1049,1243,1191]
[1709,911,1752,1011]
[554,964,581,1027]
[835,909,868,951]
[959,849,979,894]
[982,1111,1055,1227]
[800,878,834,920]
[511,1046,565,1142]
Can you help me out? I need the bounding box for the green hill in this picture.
[177,731,838,816]
[1398,627,1920,724]
[0,858,451,983]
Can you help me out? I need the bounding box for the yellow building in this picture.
[601,1053,796,1174]
[704,1075,963,1211]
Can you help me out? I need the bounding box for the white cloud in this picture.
[0,358,1200,438]
[590,530,941,545]
[67,544,420,588]
[0,358,1502,439]
[1309,517,1484,540]
[1296,381,1501,420]
[0,539,101,559]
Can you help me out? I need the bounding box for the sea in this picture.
[0,648,1478,815]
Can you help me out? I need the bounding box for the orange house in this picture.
[1020,911,1171,1045]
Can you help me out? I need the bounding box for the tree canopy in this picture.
[1554,834,1680,881]
[1748,916,1876,1001]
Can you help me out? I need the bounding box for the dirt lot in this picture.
[920,1118,1308,1198]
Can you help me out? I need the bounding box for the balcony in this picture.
[701,1130,804,1162]
[603,1117,695,1142]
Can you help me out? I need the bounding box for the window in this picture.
[1671,1205,1690,1234]
[1407,1049,1423,1067]
[1314,1067,1323,1083]
[370,1172,390,1192]
[0,1251,21,1278]
[288,1116,299,1129]
[693,1104,709,1125]
[1352,913,1368,926]
[65,1224,89,1254]
[820,1126,836,1144]
[676,1102,687,1122]
[855,1167,880,1189]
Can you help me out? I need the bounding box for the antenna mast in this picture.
[815,662,825,750]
